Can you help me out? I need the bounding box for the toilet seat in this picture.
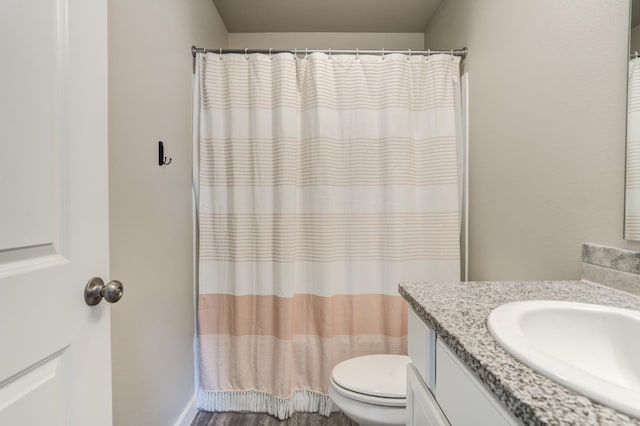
[330,377,406,407]
[330,354,410,407]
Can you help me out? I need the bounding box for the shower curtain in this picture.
[194,51,461,418]
[626,57,640,240]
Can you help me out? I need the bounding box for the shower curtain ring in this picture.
[329,48,332,60]
[269,48,273,60]
[305,48,308,59]
[450,49,454,60]
[244,48,249,60]
[356,48,359,61]
[219,48,223,60]
[427,49,431,61]
[381,48,385,60]
[407,49,411,61]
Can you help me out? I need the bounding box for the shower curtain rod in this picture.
[191,45,468,59]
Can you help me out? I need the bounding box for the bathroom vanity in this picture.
[399,279,640,426]
[405,307,518,425]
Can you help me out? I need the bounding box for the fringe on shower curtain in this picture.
[198,389,334,418]
[194,51,462,418]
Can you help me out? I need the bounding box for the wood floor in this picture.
[191,411,358,426]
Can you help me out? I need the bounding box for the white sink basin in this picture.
[488,300,640,419]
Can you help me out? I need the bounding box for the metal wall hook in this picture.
[158,141,172,166]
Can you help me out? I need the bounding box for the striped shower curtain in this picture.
[626,57,640,240]
[194,51,461,418]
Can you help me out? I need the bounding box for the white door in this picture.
[0,0,113,425]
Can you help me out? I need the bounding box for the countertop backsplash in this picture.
[581,243,640,296]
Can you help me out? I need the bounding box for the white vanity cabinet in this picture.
[407,363,450,425]
[407,309,520,426]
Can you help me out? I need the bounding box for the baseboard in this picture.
[174,394,197,426]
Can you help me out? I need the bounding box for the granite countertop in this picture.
[398,280,640,426]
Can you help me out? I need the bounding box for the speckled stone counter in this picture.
[398,280,640,426]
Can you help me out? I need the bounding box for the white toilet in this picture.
[329,354,410,426]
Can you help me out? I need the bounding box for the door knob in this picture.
[84,277,124,306]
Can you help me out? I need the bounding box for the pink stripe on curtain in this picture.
[195,51,461,419]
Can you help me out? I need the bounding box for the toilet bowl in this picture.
[329,354,410,426]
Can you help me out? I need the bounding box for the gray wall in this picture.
[108,1,227,424]
[425,0,637,280]
[632,25,640,51]
[228,33,424,49]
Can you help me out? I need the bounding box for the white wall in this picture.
[424,0,636,280]
[108,1,227,425]
[228,32,424,50]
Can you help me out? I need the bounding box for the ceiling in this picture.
[212,0,444,33]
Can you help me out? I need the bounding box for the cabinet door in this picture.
[435,341,519,426]
[408,308,437,389]
[407,364,450,426]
